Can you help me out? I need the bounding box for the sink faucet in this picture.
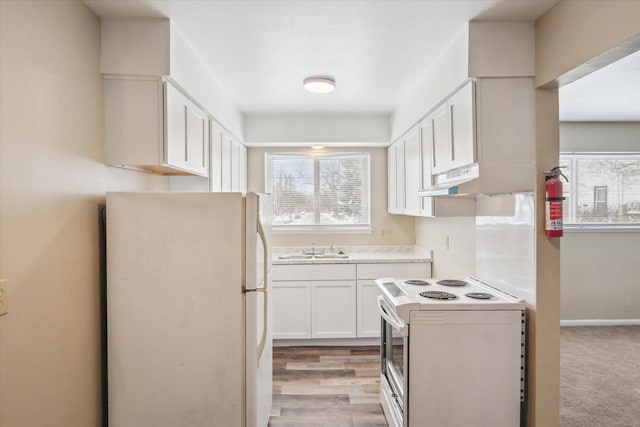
[302,242,324,255]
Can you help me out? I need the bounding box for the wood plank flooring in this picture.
[269,346,388,427]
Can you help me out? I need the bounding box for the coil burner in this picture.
[420,291,457,300]
[465,292,495,300]
[436,279,468,287]
[405,279,429,286]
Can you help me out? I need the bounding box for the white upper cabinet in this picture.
[230,140,247,192]
[403,127,421,216]
[431,81,476,175]
[430,102,452,175]
[448,81,475,170]
[419,120,435,217]
[388,99,476,218]
[211,130,247,193]
[387,141,405,214]
[165,82,209,176]
[105,77,209,177]
[209,124,223,192]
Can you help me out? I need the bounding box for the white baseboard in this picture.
[274,338,380,347]
[560,319,640,326]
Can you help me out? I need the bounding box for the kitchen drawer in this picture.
[271,264,356,281]
[356,262,431,280]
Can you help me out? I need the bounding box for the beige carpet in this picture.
[561,325,640,427]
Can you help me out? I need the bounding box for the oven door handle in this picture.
[377,296,408,336]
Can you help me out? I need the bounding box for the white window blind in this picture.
[265,153,371,231]
[560,153,640,228]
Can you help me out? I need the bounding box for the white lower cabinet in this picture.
[311,281,357,339]
[356,280,382,338]
[272,261,431,341]
[272,281,311,339]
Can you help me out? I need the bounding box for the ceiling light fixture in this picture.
[303,76,335,94]
[311,145,325,150]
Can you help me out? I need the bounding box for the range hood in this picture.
[418,163,535,198]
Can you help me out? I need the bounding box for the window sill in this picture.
[564,224,640,233]
[273,226,373,234]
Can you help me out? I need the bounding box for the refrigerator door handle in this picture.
[255,219,269,365]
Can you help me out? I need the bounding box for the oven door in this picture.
[378,296,409,427]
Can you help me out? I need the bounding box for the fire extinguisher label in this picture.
[545,200,563,230]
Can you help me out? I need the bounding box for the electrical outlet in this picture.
[0,279,7,316]
[380,229,392,240]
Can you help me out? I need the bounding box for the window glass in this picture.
[266,153,371,231]
[560,153,640,226]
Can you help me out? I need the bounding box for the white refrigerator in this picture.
[106,192,272,427]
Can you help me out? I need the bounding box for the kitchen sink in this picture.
[313,253,349,259]
[277,253,349,260]
[277,254,313,260]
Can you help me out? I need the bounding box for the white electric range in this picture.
[375,276,527,427]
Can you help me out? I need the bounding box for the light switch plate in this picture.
[0,279,8,316]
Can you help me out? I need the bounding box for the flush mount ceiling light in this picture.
[303,76,335,94]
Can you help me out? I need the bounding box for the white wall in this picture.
[560,122,640,320]
[0,1,168,425]
[390,24,470,141]
[414,217,475,278]
[247,146,415,247]
[244,114,390,146]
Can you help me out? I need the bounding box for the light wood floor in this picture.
[269,346,388,427]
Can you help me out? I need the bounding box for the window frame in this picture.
[265,152,372,234]
[561,151,640,232]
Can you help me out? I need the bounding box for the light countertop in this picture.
[272,245,432,265]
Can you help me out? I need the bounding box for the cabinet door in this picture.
[221,134,232,192]
[419,120,434,217]
[387,144,397,213]
[230,140,247,193]
[356,280,382,338]
[239,143,247,193]
[449,81,475,169]
[209,124,223,192]
[165,82,209,177]
[311,281,356,339]
[165,83,189,171]
[387,142,405,214]
[403,127,420,216]
[430,103,451,175]
[187,105,209,176]
[272,282,311,339]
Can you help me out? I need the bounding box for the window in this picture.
[560,153,640,228]
[265,152,370,232]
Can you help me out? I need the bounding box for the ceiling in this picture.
[83,0,558,115]
[84,0,638,122]
[559,49,640,122]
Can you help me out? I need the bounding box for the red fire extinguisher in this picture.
[544,166,568,237]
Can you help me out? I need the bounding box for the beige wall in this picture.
[561,232,640,319]
[247,146,415,247]
[560,122,640,320]
[560,122,640,152]
[535,0,640,87]
[0,2,168,426]
[532,1,640,426]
